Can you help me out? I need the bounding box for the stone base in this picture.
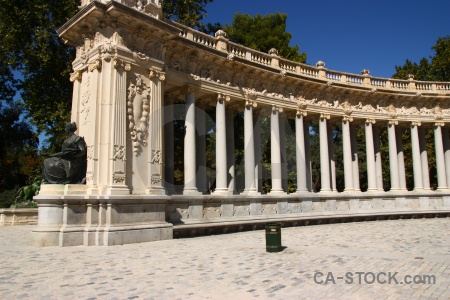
[33,186,173,247]
[33,223,173,247]
[0,208,38,226]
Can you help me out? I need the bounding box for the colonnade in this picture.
[164,91,450,195]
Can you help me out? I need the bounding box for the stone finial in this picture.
[408,74,415,80]
[316,61,325,68]
[215,30,227,38]
[361,69,370,76]
[268,48,279,56]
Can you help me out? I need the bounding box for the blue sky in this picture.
[202,0,450,79]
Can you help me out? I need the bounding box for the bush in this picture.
[0,189,17,208]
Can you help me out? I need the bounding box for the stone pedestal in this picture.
[33,184,173,246]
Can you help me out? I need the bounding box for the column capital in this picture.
[245,99,257,108]
[296,109,307,117]
[320,113,330,120]
[113,58,131,71]
[388,119,398,125]
[149,68,165,81]
[435,121,445,127]
[218,93,230,102]
[342,115,353,122]
[272,105,283,113]
[411,121,422,127]
[70,70,82,82]
[88,59,102,72]
[365,119,376,124]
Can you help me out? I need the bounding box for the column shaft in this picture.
[373,127,384,191]
[419,127,430,189]
[244,105,257,193]
[411,124,423,190]
[365,121,377,191]
[396,127,407,190]
[226,110,235,194]
[183,92,199,194]
[196,106,207,193]
[319,116,331,192]
[214,98,228,194]
[443,127,450,188]
[434,125,448,189]
[342,119,354,191]
[351,126,360,191]
[388,123,400,190]
[164,100,174,194]
[296,114,308,192]
[270,109,284,193]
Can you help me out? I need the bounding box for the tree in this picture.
[163,0,214,30]
[393,36,450,81]
[0,101,40,196]
[223,13,306,63]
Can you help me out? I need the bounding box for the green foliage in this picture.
[0,101,40,191]
[393,36,450,81]
[0,189,17,208]
[223,13,306,63]
[0,0,79,151]
[163,0,214,30]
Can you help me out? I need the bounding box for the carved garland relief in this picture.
[127,74,150,155]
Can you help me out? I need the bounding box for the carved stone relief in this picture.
[127,74,150,155]
[113,145,126,161]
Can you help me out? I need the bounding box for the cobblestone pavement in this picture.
[0,217,449,300]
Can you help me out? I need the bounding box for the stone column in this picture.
[388,121,400,191]
[328,122,336,192]
[411,122,424,190]
[213,94,229,195]
[244,100,258,194]
[107,61,130,195]
[226,108,235,194]
[419,127,431,190]
[296,111,308,192]
[351,126,360,191]
[164,95,175,194]
[196,103,207,194]
[364,120,377,191]
[280,115,288,192]
[434,123,448,189]
[270,106,284,193]
[254,113,262,192]
[304,120,313,192]
[146,69,165,195]
[373,126,384,191]
[183,87,200,195]
[396,126,407,190]
[443,127,450,188]
[319,114,331,192]
[342,117,354,191]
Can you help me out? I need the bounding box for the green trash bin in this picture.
[265,222,282,252]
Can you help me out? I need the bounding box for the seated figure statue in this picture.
[42,122,87,184]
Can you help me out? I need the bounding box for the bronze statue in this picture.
[42,122,87,184]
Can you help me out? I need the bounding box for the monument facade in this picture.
[34,0,450,246]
